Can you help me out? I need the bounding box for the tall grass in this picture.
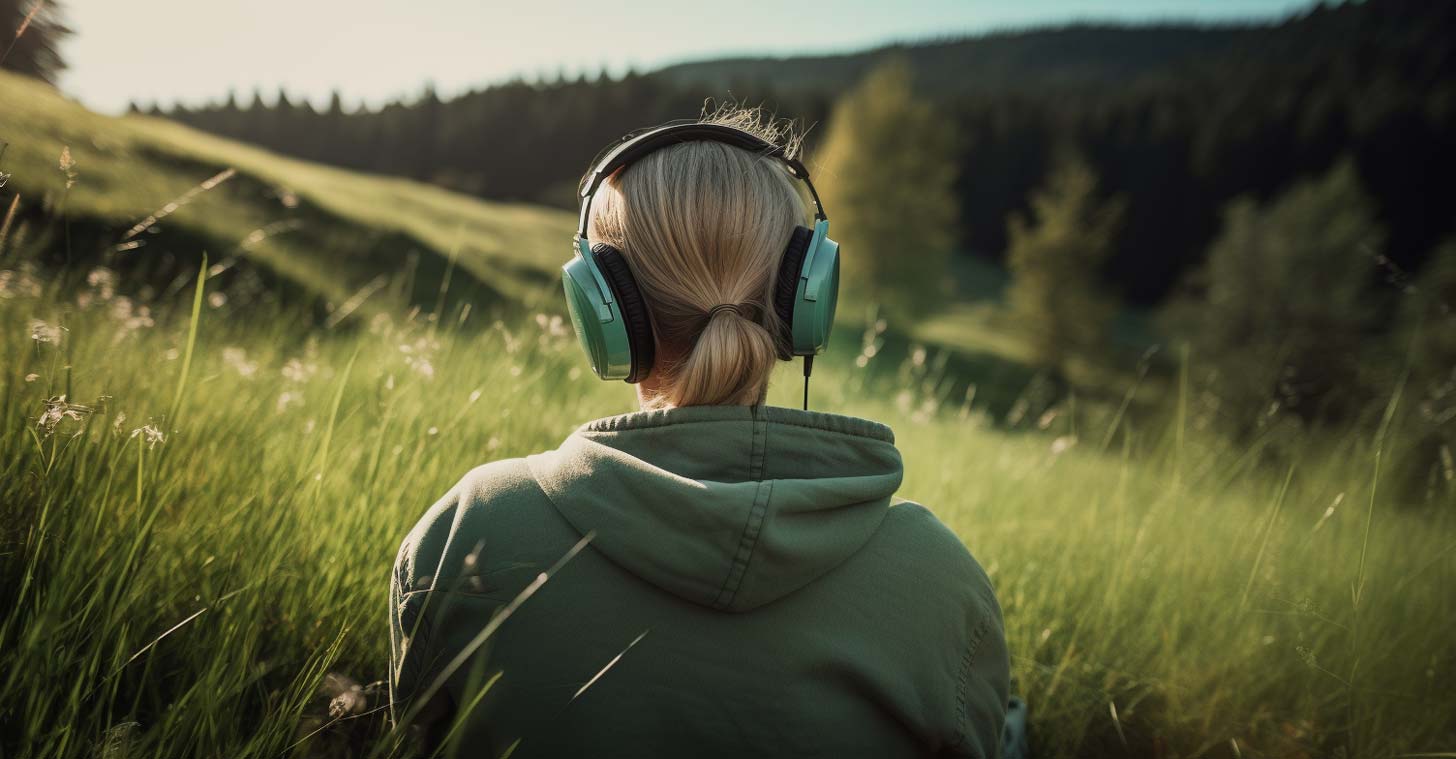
[1,260,1453,758]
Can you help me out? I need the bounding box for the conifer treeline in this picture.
[157,0,1455,305]
[0,0,71,84]
[156,74,771,211]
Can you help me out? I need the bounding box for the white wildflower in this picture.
[87,267,116,290]
[532,313,569,339]
[24,373,38,382]
[108,297,154,335]
[222,347,258,378]
[37,395,83,433]
[131,423,165,449]
[276,390,304,413]
[207,291,227,309]
[282,358,316,383]
[29,319,62,344]
[1050,435,1078,456]
[0,268,43,300]
[35,395,106,436]
[86,267,117,301]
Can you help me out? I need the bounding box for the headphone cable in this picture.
[802,354,814,411]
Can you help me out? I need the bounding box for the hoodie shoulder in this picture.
[394,458,547,593]
[873,501,1001,667]
[882,499,1009,757]
[883,500,994,589]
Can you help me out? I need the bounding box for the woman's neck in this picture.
[635,382,674,411]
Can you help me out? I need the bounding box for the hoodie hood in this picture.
[526,404,903,612]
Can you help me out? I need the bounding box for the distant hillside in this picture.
[157,0,1456,305]
[654,24,1251,99]
[0,71,572,318]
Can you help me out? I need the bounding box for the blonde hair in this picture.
[587,110,806,408]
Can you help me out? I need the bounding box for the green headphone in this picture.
[561,122,841,387]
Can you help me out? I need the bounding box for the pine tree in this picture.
[814,58,959,321]
[1170,158,1385,429]
[1394,239,1456,502]
[1004,150,1125,379]
[0,0,70,84]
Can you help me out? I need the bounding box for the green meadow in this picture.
[2,70,1453,758]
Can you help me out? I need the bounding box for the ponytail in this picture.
[673,306,779,406]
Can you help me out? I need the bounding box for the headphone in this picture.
[560,122,841,392]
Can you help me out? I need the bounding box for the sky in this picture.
[59,0,1316,114]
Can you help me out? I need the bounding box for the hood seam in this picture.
[711,413,772,610]
[712,479,774,609]
[579,406,895,444]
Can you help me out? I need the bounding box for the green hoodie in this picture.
[390,404,1009,758]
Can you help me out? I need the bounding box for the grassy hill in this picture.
[0,70,573,313]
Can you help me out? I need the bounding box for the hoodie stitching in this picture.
[712,414,773,609]
[749,408,767,480]
[713,479,773,609]
[580,408,894,443]
[949,614,993,754]
[579,419,891,445]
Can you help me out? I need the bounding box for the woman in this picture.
[389,111,1010,757]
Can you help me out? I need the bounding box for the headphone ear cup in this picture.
[590,243,657,383]
[773,226,814,360]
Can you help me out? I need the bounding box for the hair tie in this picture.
[706,303,743,319]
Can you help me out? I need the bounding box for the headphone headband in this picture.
[576,122,827,238]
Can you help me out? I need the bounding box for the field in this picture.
[3,72,1454,758]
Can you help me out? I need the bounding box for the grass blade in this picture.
[167,254,208,426]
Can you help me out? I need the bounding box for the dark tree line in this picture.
[158,0,1455,306]
[154,73,784,211]
[0,0,69,83]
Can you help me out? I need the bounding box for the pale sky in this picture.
[59,0,1315,114]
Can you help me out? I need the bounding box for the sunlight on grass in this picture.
[2,258,1452,757]
[0,70,571,311]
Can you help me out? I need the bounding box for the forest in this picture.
[153,0,1456,305]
